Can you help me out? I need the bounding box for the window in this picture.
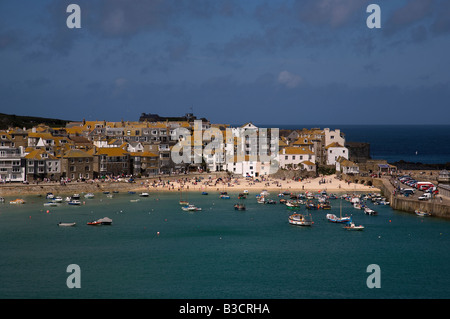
[285,156,288,160]
[292,156,296,160]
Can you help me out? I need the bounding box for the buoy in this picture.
[46,210,50,214]
[157,231,160,236]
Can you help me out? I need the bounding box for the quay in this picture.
[342,173,450,219]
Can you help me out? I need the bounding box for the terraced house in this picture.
[61,149,94,180]
[24,149,61,181]
[94,147,130,177]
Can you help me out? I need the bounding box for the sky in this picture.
[1,0,450,125]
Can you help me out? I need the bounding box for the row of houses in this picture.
[0,118,361,182]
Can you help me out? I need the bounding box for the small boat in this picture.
[72,194,80,200]
[364,207,377,215]
[139,192,149,197]
[130,199,140,203]
[10,199,25,204]
[238,193,247,199]
[265,199,276,205]
[181,204,202,211]
[201,192,208,195]
[0,197,4,203]
[234,203,246,211]
[289,213,313,226]
[243,190,249,194]
[326,214,352,223]
[179,200,189,205]
[353,203,362,209]
[84,193,95,198]
[415,210,431,217]
[343,222,365,231]
[257,196,266,204]
[306,203,318,210]
[46,192,55,199]
[87,217,112,225]
[68,200,81,206]
[128,191,136,194]
[285,201,299,209]
[106,194,113,198]
[52,196,63,203]
[220,194,230,199]
[44,202,60,207]
[58,222,76,227]
[320,203,331,209]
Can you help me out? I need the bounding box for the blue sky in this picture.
[1,0,450,125]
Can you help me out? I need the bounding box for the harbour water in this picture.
[0,191,449,299]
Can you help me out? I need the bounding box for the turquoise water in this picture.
[0,191,449,299]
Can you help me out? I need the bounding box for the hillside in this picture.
[0,113,71,129]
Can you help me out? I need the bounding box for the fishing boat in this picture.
[68,200,81,206]
[9,199,25,204]
[288,213,313,226]
[234,203,246,211]
[84,193,95,198]
[181,204,202,212]
[415,210,431,217]
[58,222,76,227]
[364,207,377,215]
[87,217,112,226]
[343,221,365,231]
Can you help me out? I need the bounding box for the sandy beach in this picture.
[134,174,380,194]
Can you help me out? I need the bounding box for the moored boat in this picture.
[415,210,431,217]
[181,204,202,211]
[289,213,313,226]
[87,217,112,225]
[343,222,365,231]
[84,193,95,198]
[234,203,246,211]
[326,213,352,223]
[68,200,81,205]
[139,192,149,197]
[58,222,76,227]
[364,207,377,215]
[44,202,60,207]
[10,199,25,204]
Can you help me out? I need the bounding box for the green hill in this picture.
[0,113,71,130]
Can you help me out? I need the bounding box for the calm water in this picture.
[0,191,449,299]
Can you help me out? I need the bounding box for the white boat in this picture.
[415,210,431,217]
[84,193,95,198]
[364,207,377,215]
[46,193,55,199]
[139,192,149,197]
[72,194,80,200]
[353,203,362,209]
[289,213,313,226]
[0,197,4,203]
[58,222,76,227]
[326,214,352,223]
[130,199,140,202]
[343,222,365,231]
[181,204,202,211]
[327,200,352,223]
[68,200,81,205]
[52,196,63,203]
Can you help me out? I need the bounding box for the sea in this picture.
[0,191,449,300]
[262,124,450,165]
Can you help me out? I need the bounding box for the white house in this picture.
[336,156,359,174]
[278,147,316,171]
[325,142,349,166]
